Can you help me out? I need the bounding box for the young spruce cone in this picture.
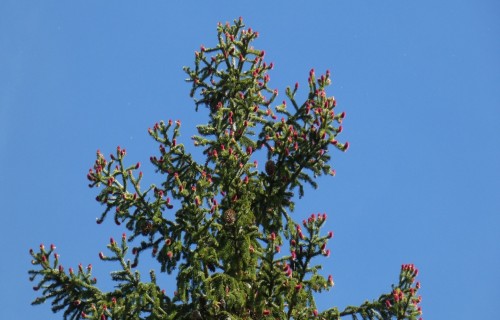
[265,160,276,176]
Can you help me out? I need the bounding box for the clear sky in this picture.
[1,1,499,319]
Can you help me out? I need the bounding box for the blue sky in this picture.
[1,1,499,319]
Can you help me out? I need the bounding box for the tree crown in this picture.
[29,18,422,320]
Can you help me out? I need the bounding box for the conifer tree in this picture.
[29,18,422,320]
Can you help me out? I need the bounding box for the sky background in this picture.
[1,1,499,319]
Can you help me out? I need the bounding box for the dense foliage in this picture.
[29,18,422,320]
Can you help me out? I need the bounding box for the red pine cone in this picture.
[265,160,276,176]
